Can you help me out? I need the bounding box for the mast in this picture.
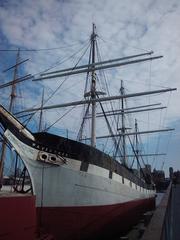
[0,49,20,184]
[135,119,140,176]
[120,80,127,165]
[39,88,45,132]
[91,23,97,147]
[9,49,20,112]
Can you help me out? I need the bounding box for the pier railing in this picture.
[141,182,172,240]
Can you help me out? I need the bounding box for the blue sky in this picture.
[0,0,180,176]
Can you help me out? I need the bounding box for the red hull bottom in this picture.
[0,194,36,240]
[37,197,155,240]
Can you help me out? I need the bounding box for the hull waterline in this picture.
[36,197,155,240]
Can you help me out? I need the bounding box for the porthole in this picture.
[50,156,56,161]
[39,152,48,161]
[42,154,48,159]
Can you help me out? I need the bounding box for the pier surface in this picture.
[141,183,180,240]
[171,184,180,240]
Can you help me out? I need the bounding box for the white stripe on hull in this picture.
[4,129,155,208]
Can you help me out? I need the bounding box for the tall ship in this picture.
[0,25,176,240]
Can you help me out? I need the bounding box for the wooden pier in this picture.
[119,182,180,240]
[170,184,180,240]
[141,183,180,240]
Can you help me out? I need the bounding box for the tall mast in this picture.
[91,23,97,147]
[135,119,140,176]
[38,88,45,132]
[120,80,127,165]
[0,49,20,183]
[9,49,20,112]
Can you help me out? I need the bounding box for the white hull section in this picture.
[5,129,155,208]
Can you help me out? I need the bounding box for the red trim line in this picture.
[37,197,155,240]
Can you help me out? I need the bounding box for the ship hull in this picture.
[3,128,155,239]
[0,108,156,239]
[4,129,155,207]
[37,197,155,240]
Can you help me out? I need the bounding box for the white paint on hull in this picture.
[112,172,123,184]
[88,164,109,178]
[4,129,155,208]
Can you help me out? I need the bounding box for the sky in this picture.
[0,0,180,176]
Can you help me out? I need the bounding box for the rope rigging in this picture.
[77,102,91,141]
[19,41,91,132]
[97,94,123,161]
